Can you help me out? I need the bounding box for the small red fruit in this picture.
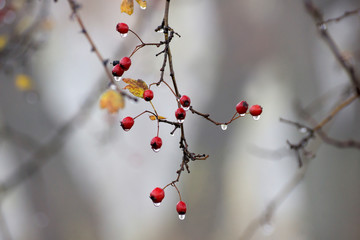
[179,95,191,108]
[112,64,124,77]
[143,89,154,101]
[150,136,162,151]
[120,57,131,71]
[175,108,186,121]
[236,100,248,115]
[120,117,134,131]
[249,105,263,116]
[176,201,187,217]
[150,187,165,205]
[116,23,129,34]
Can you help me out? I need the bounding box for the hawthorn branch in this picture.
[320,7,360,25]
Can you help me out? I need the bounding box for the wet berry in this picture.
[236,100,248,114]
[179,95,191,108]
[120,117,134,131]
[112,64,124,77]
[176,201,187,217]
[120,57,131,71]
[143,89,154,101]
[116,23,129,34]
[150,136,162,151]
[249,105,263,116]
[150,187,165,204]
[175,108,186,121]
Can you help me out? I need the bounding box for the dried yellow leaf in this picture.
[15,74,33,91]
[121,0,134,15]
[122,78,148,98]
[149,115,166,121]
[99,89,125,114]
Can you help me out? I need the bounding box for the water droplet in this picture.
[170,132,175,136]
[178,214,185,220]
[153,202,161,207]
[177,119,184,124]
[120,33,128,38]
[158,29,164,33]
[140,5,146,10]
[124,129,130,132]
[220,124,227,130]
[240,113,246,117]
[114,76,122,82]
[152,148,160,153]
[319,24,327,31]
[110,84,117,90]
[253,115,261,121]
[299,127,307,133]
[261,222,274,236]
[182,106,190,111]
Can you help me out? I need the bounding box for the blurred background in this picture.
[0,0,360,239]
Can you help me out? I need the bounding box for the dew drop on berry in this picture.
[253,115,261,121]
[123,129,130,132]
[240,113,246,117]
[120,33,128,38]
[114,76,122,82]
[177,119,185,124]
[182,106,190,111]
[140,5,146,10]
[299,127,307,133]
[220,124,228,130]
[153,202,161,207]
[178,214,185,220]
[152,148,161,153]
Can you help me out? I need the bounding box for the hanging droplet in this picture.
[261,222,274,236]
[140,5,146,10]
[170,132,175,136]
[178,214,185,220]
[253,115,261,121]
[240,113,246,117]
[177,119,184,124]
[152,148,160,153]
[220,124,228,130]
[182,106,190,111]
[153,202,161,207]
[319,24,327,31]
[110,84,117,90]
[158,29,164,33]
[299,127,307,133]
[120,33,128,38]
[114,76,122,82]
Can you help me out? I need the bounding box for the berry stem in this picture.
[133,110,156,120]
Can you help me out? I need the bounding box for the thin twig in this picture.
[320,7,360,25]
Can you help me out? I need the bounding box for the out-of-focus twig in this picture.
[320,7,360,25]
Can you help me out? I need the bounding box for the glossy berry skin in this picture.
[179,95,191,108]
[143,89,154,101]
[120,57,131,71]
[249,105,263,116]
[121,117,134,131]
[175,108,186,120]
[150,136,162,150]
[150,187,165,203]
[112,64,124,77]
[116,23,129,34]
[236,100,248,114]
[176,201,187,215]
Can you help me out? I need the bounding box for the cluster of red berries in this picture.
[112,23,132,78]
[150,187,187,220]
[235,100,262,119]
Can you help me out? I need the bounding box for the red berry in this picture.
[120,117,134,131]
[120,57,131,71]
[150,136,162,152]
[249,105,263,116]
[143,89,154,101]
[112,64,124,77]
[176,201,187,216]
[179,95,191,108]
[236,100,248,114]
[175,108,186,121]
[150,187,165,205]
[116,23,129,34]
